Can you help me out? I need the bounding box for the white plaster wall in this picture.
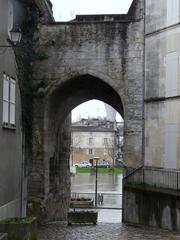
[146,0,180,34]
[72,131,115,149]
[145,1,180,170]
[145,27,180,99]
[145,100,180,169]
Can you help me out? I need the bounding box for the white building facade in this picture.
[145,0,180,170]
[71,119,122,166]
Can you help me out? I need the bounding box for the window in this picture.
[167,0,179,26]
[3,73,16,126]
[89,138,93,145]
[165,51,178,97]
[74,136,80,147]
[89,148,93,155]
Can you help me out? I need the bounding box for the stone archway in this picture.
[28,0,144,220]
[44,74,125,220]
[28,72,143,221]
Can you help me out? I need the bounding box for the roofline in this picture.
[33,0,54,21]
[71,128,116,133]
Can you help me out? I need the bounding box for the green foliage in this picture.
[0,217,36,224]
[125,182,154,189]
[14,1,43,163]
[0,217,37,240]
[76,167,123,175]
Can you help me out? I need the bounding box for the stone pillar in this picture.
[46,116,71,221]
[27,98,47,222]
[27,102,71,222]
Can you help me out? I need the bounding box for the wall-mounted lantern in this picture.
[0,24,22,48]
[9,24,22,45]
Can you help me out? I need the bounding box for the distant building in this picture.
[104,103,117,122]
[70,118,124,166]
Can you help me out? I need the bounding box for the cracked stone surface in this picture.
[38,222,180,240]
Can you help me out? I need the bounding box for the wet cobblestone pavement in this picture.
[38,222,180,240]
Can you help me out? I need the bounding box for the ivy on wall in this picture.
[14,0,45,161]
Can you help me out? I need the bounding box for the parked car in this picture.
[96,162,111,168]
[73,162,92,168]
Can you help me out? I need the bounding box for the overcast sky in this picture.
[72,100,123,122]
[51,0,133,21]
[51,0,130,122]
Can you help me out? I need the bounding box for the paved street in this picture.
[38,222,180,240]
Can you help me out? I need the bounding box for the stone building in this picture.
[1,0,180,230]
[71,118,123,166]
[17,0,144,221]
[145,0,180,169]
[123,0,180,230]
[0,0,53,221]
[0,0,24,221]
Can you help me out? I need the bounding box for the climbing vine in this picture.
[14,0,42,160]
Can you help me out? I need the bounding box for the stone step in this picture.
[0,233,8,240]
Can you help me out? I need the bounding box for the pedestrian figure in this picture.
[99,193,103,205]
[97,193,101,204]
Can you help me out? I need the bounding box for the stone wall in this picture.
[33,0,144,166]
[29,0,145,221]
[123,186,180,230]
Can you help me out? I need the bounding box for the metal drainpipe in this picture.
[142,0,146,167]
[20,131,26,217]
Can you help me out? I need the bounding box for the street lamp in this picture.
[9,25,22,45]
[0,24,22,48]
[94,156,100,208]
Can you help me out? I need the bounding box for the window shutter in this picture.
[3,74,9,101]
[165,51,178,97]
[167,0,179,26]
[10,103,15,124]
[9,79,16,124]
[10,79,15,104]
[3,102,9,123]
[3,75,9,123]
[2,74,16,125]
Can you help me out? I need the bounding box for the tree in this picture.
[104,137,117,167]
[70,133,81,166]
